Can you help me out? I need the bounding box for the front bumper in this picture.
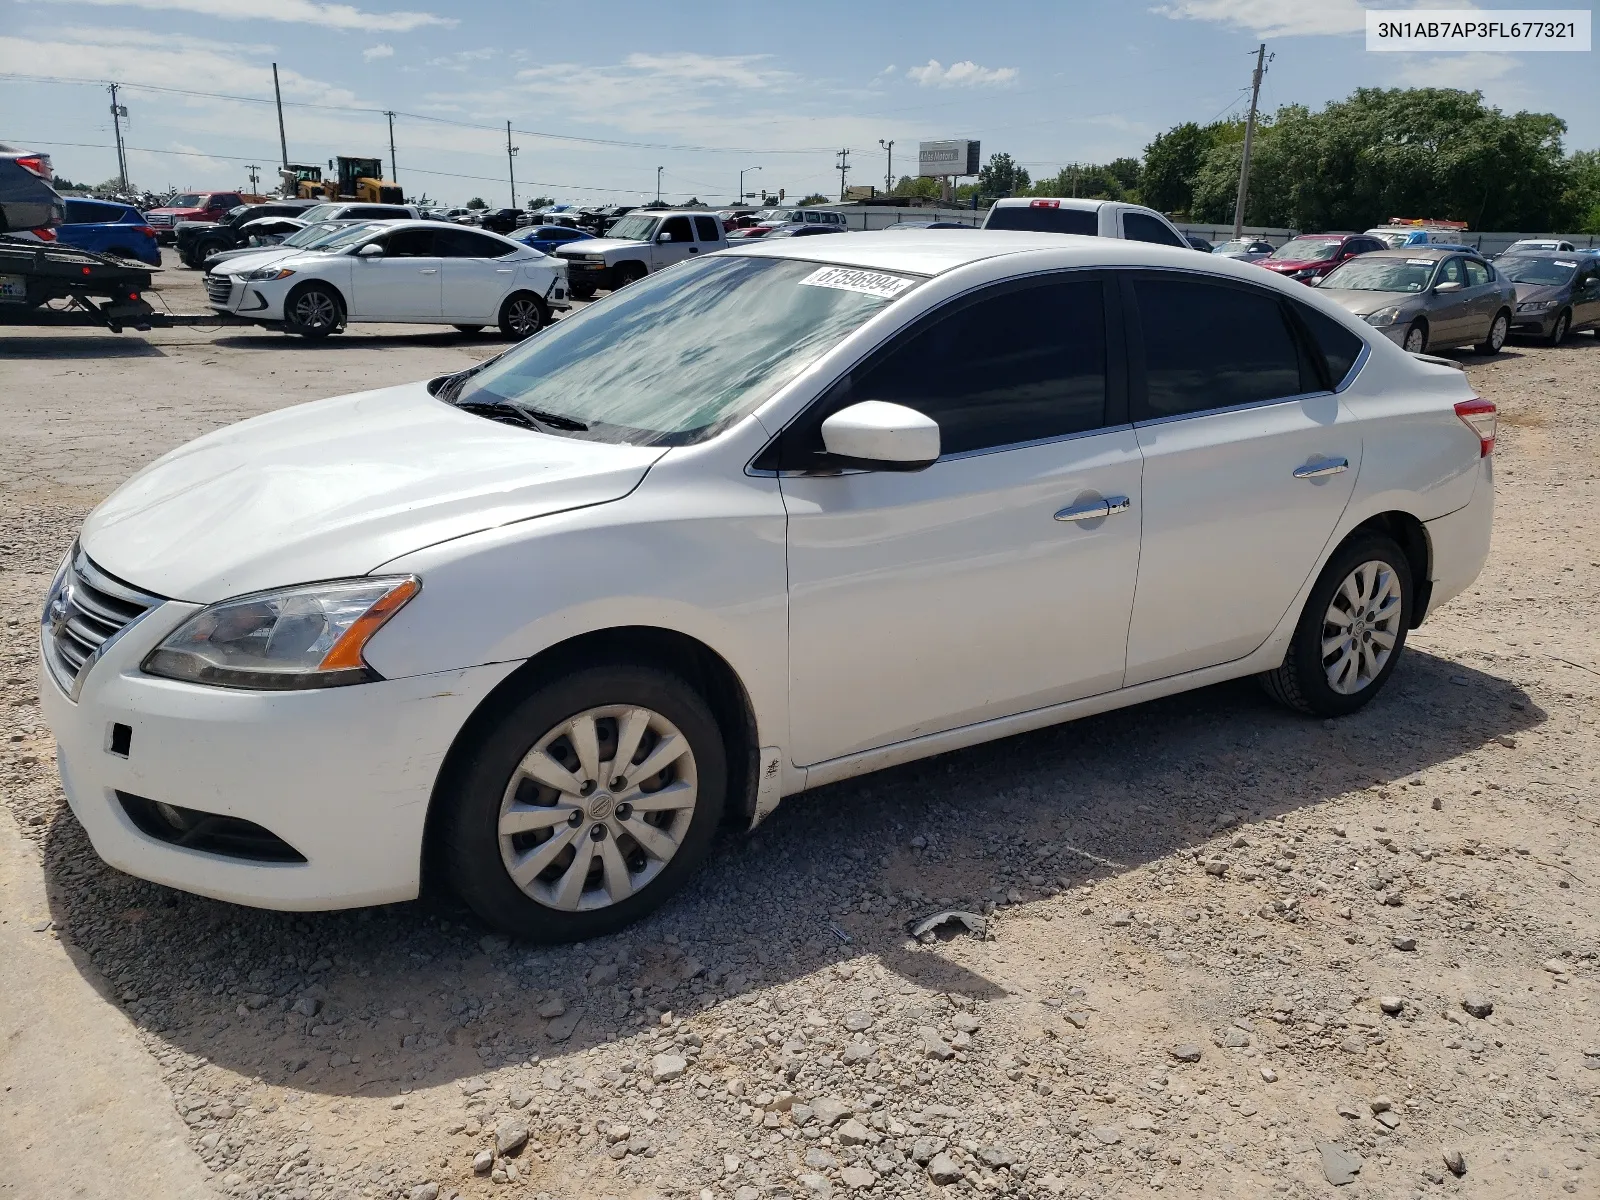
[205,274,279,318]
[1509,309,1559,336]
[560,259,613,290]
[39,594,519,911]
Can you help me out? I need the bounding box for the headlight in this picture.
[142,577,419,690]
[1364,306,1403,327]
[1294,268,1322,279]
[242,266,295,281]
[1515,299,1556,313]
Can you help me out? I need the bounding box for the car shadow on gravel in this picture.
[207,331,524,352]
[37,646,1543,1099]
[0,336,169,359]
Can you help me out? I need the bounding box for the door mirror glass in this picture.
[1433,280,1463,293]
[820,401,940,471]
[356,242,384,257]
[657,231,673,242]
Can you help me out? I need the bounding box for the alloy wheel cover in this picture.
[1321,560,1403,695]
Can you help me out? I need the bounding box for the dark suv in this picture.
[175,201,320,268]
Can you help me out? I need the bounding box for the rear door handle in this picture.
[689,247,700,253]
[419,268,437,275]
[1055,495,1131,523]
[1293,457,1349,479]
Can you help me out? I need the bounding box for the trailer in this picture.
[0,237,250,332]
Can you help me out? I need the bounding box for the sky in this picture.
[2,0,1596,208]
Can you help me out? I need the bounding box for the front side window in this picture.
[451,256,920,446]
[661,216,693,242]
[1132,276,1309,420]
[380,228,436,256]
[1439,257,1465,285]
[1123,212,1185,247]
[806,276,1109,458]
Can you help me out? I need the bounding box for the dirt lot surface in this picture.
[1,255,1597,1200]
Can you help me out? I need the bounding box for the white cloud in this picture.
[38,0,455,33]
[906,59,1019,88]
[1392,51,1516,88]
[362,43,393,61]
[1152,0,1475,38]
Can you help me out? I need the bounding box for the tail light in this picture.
[1030,199,1061,209]
[1455,398,1496,457]
[14,155,50,179]
[33,227,58,242]
[135,226,156,237]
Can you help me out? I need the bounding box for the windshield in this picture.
[297,203,343,222]
[170,194,203,207]
[606,214,660,242]
[313,223,388,252]
[1270,237,1344,262]
[1319,258,1435,292]
[1499,257,1578,286]
[452,255,919,445]
[1212,240,1256,254]
[278,220,355,248]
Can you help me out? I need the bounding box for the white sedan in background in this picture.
[205,220,569,339]
[44,232,1493,942]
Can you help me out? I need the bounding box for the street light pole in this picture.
[739,164,761,203]
[506,121,519,208]
[879,138,894,194]
[655,166,664,205]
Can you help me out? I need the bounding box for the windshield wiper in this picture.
[505,402,589,431]
[453,401,544,431]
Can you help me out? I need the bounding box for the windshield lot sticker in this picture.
[1406,258,1435,265]
[799,267,915,299]
[1555,261,1577,268]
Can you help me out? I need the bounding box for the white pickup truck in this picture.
[553,209,726,298]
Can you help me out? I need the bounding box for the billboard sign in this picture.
[918,139,980,178]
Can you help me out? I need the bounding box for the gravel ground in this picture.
[1,260,1597,1200]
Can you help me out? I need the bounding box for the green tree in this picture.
[1564,148,1600,232]
[525,195,555,209]
[892,175,940,200]
[977,152,1030,198]
[797,193,830,206]
[466,197,487,210]
[1141,123,1214,214]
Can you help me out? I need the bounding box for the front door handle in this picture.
[419,268,438,275]
[1293,457,1349,480]
[689,247,700,253]
[1055,495,1131,523]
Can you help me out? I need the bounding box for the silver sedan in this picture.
[1316,248,1517,354]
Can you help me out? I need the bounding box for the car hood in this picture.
[1314,288,1420,317]
[213,246,335,275]
[1260,257,1334,272]
[146,207,206,218]
[1512,282,1567,303]
[79,381,666,603]
[557,236,646,256]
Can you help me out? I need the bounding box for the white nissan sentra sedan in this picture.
[40,232,1495,941]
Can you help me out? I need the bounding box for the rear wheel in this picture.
[1402,321,1427,354]
[284,283,342,340]
[1476,310,1509,355]
[498,292,546,339]
[1259,534,1412,718]
[1546,309,1570,347]
[440,664,727,941]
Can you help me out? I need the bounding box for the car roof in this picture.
[723,229,1302,280]
[990,197,1109,212]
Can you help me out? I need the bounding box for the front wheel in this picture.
[1402,321,1427,354]
[569,283,596,301]
[439,664,727,942]
[498,292,546,339]
[1476,310,1509,355]
[1259,534,1413,718]
[284,283,342,339]
[1546,309,1570,347]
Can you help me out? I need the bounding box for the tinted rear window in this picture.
[1294,302,1365,388]
[985,205,1098,236]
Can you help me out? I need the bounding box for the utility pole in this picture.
[272,63,288,173]
[739,164,760,203]
[384,110,398,184]
[836,148,850,200]
[655,166,663,205]
[107,82,129,191]
[1233,42,1270,239]
[506,121,518,208]
[245,163,260,192]
[878,139,893,193]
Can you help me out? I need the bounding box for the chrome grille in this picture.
[148,213,173,227]
[204,274,233,306]
[43,547,163,697]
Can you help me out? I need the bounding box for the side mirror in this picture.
[657,231,673,242]
[820,401,940,471]
[1433,280,1463,293]
[357,243,384,257]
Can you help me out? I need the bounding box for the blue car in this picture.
[507,224,596,256]
[51,197,160,265]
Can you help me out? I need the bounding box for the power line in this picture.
[0,72,836,156]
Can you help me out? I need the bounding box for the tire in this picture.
[498,292,546,339]
[1259,533,1413,718]
[1402,321,1427,354]
[613,263,647,289]
[1546,309,1570,347]
[569,284,596,301]
[1475,309,1509,355]
[196,239,228,264]
[439,664,728,942]
[283,283,343,340]
[453,324,484,335]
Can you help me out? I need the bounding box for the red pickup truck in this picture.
[142,191,247,244]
